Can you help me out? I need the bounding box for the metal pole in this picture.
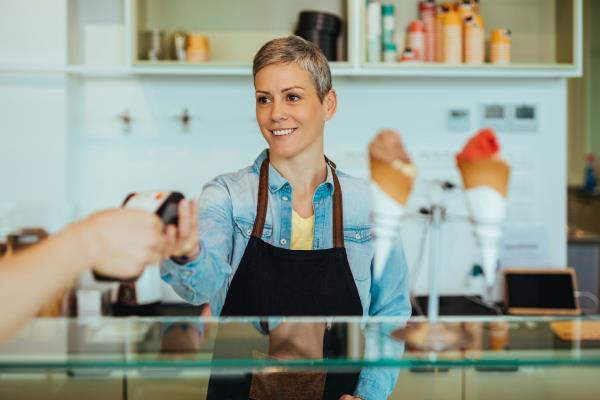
[427,205,444,323]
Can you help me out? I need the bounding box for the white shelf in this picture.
[0,62,581,79]
[0,64,68,75]
[357,63,582,78]
[63,64,580,79]
[60,62,354,78]
[65,65,132,77]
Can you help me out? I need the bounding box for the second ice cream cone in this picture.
[458,158,510,197]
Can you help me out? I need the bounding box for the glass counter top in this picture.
[1,316,600,371]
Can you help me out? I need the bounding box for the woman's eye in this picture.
[287,94,300,102]
[257,96,270,104]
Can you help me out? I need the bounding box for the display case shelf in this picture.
[2,317,600,369]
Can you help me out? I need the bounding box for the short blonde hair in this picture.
[253,35,332,102]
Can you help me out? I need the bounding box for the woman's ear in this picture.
[324,89,337,121]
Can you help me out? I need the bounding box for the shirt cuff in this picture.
[354,375,390,400]
[170,243,201,265]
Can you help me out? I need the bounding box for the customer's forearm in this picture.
[0,223,92,341]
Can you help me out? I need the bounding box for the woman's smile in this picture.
[271,128,298,136]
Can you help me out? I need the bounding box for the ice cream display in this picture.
[369,130,417,279]
[456,128,511,287]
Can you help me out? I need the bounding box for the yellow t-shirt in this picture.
[291,210,314,250]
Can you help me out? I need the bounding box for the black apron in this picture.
[207,157,363,399]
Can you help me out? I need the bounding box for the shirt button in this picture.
[355,233,361,240]
[246,229,252,235]
[280,239,287,245]
[282,196,289,201]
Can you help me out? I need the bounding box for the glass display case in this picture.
[1,316,599,399]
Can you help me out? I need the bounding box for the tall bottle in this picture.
[464,14,484,64]
[382,3,395,46]
[435,3,451,62]
[407,20,426,62]
[382,3,396,62]
[419,0,437,62]
[442,8,462,63]
[367,1,382,62]
[585,153,598,193]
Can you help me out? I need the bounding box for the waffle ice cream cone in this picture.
[369,130,416,279]
[370,157,416,205]
[457,158,510,197]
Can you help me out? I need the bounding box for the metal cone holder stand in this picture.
[391,180,500,351]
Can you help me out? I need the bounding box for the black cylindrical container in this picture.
[295,11,343,61]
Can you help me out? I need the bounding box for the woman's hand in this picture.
[164,199,200,260]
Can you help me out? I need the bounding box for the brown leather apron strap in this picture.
[252,156,344,248]
[326,157,345,248]
[251,158,270,238]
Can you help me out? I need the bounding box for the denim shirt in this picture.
[161,149,411,399]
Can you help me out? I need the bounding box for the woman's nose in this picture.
[270,100,288,121]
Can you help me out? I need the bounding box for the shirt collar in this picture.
[252,149,336,194]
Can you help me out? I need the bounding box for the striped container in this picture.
[407,20,426,62]
[419,0,437,62]
[490,28,511,64]
[442,9,462,64]
[464,14,485,64]
[435,3,451,62]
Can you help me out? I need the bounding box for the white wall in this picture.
[0,0,66,66]
[0,0,68,231]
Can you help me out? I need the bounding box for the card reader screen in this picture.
[505,272,576,309]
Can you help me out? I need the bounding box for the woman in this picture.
[162,36,410,400]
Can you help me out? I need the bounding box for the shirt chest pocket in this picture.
[234,217,273,242]
[343,225,373,282]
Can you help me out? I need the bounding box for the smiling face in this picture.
[254,62,336,161]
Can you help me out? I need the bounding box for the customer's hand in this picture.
[78,208,167,279]
[164,199,200,260]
